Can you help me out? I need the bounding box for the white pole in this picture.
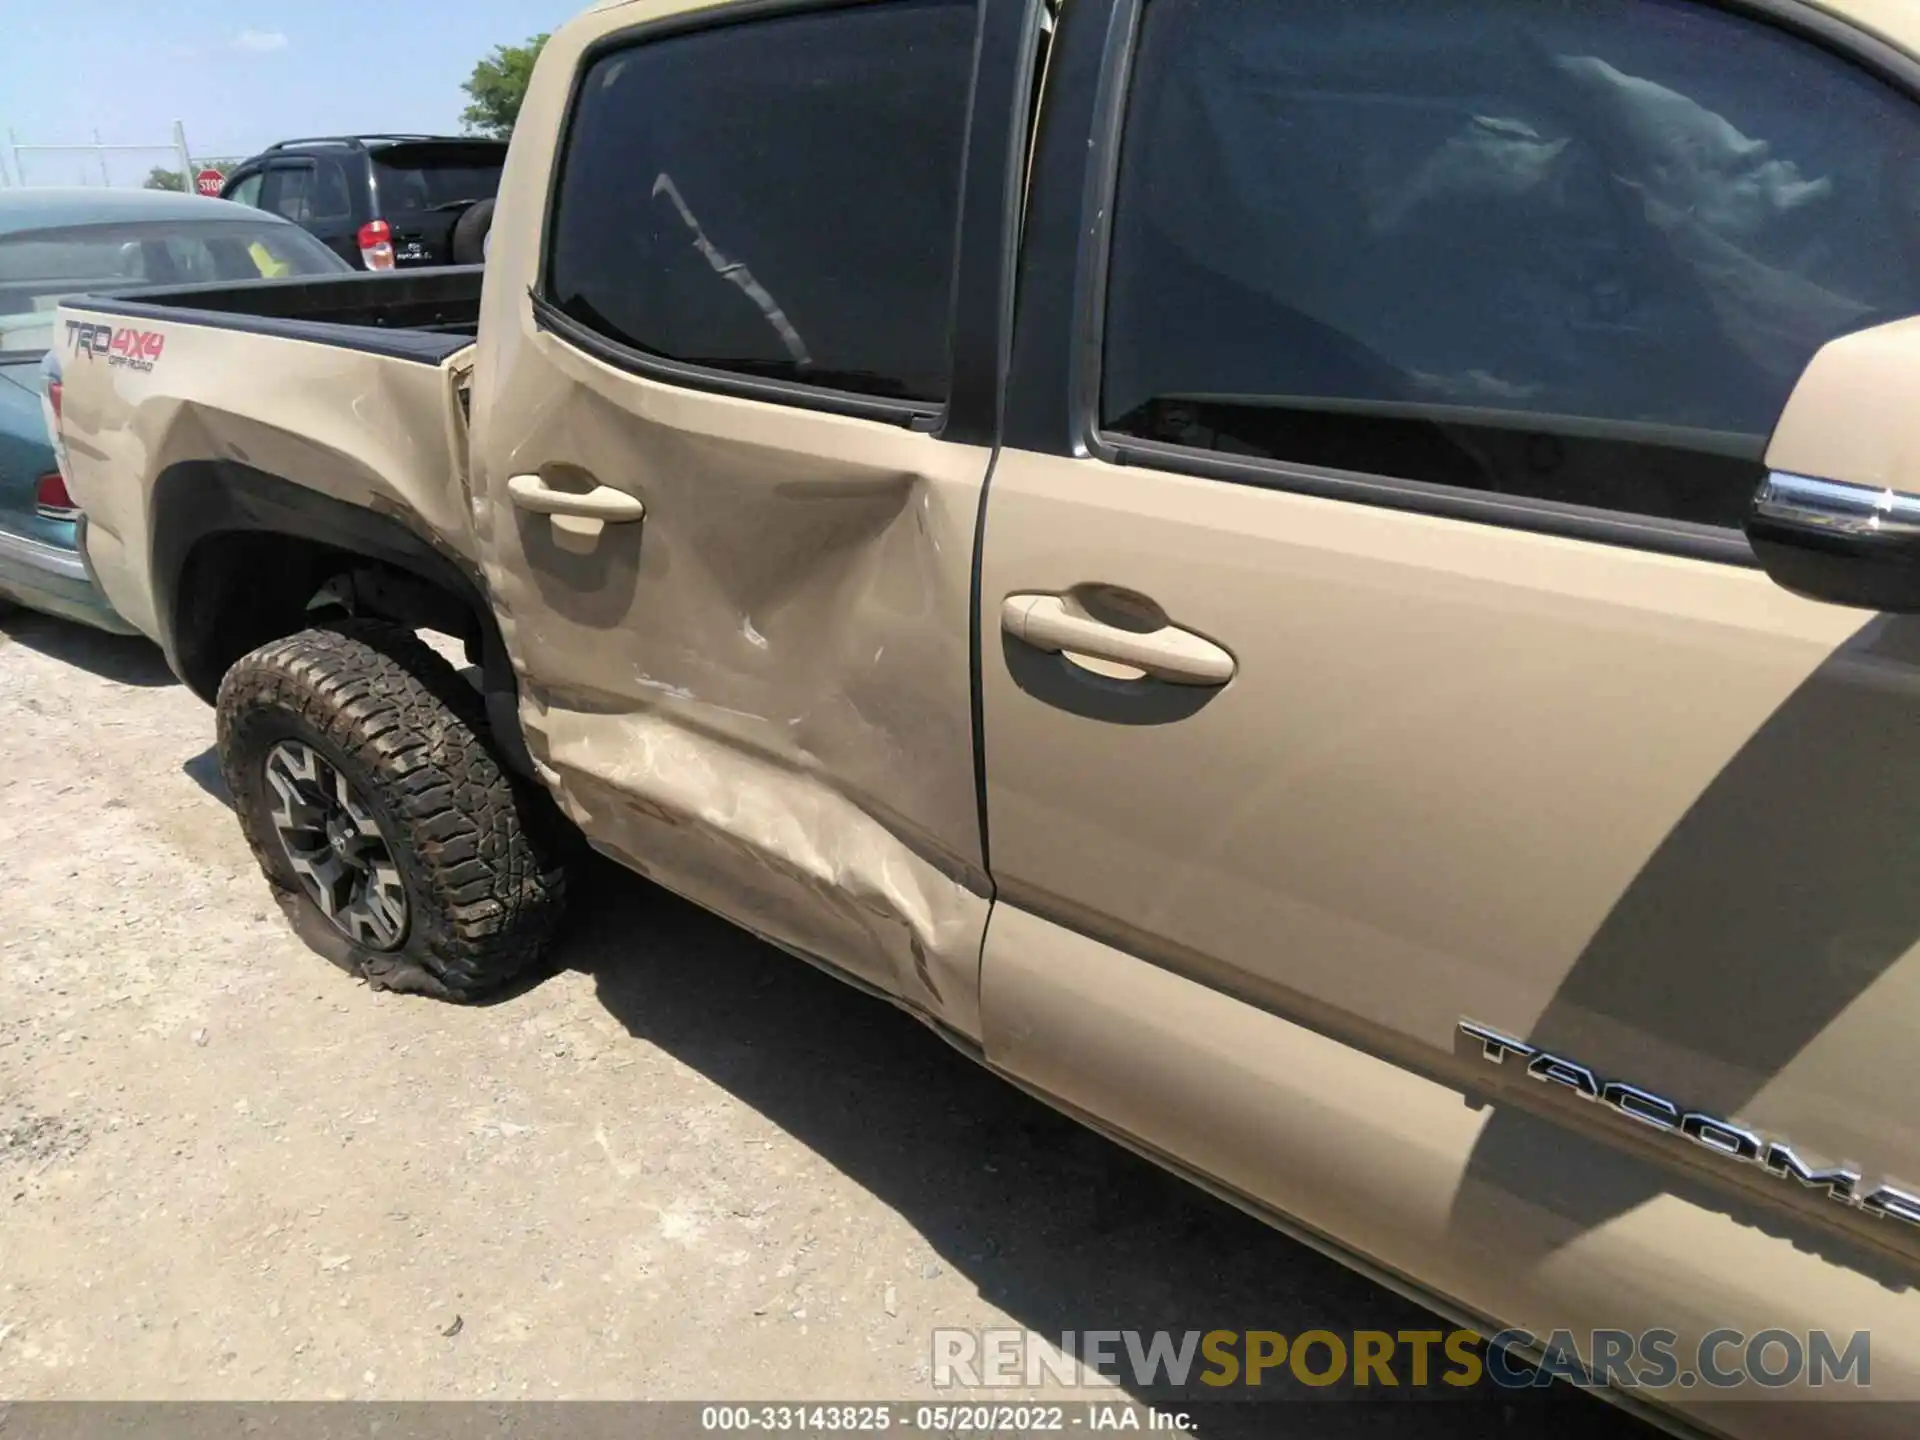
[93,129,109,186]
[8,129,22,187]
[173,119,193,189]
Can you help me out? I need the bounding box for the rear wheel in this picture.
[261,737,412,949]
[217,619,567,1001]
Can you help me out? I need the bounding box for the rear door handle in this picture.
[1001,594,1236,686]
[507,473,647,523]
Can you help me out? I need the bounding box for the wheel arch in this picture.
[152,460,532,775]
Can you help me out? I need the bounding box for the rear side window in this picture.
[546,0,980,405]
[1102,0,1920,530]
[373,151,504,214]
[267,159,353,224]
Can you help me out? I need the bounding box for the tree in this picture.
[461,34,550,139]
[144,159,242,194]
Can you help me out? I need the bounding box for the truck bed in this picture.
[56,267,486,649]
[66,265,482,365]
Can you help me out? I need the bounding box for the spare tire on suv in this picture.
[451,198,496,265]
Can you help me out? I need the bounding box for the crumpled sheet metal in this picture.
[475,340,996,1043]
[527,696,989,1042]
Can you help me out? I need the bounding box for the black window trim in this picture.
[528,290,943,426]
[1067,0,1920,567]
[260,158,316,198]
[531,0,996,433]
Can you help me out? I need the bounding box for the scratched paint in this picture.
[475,311,995,1042]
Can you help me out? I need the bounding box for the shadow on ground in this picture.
[0,608,174,687]
[554,856,1652,1438]
[182,745,230,806]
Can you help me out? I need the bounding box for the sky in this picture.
[0,0,571,186]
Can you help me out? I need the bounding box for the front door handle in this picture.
[507,473,647,523]
[1001,594,1236,686]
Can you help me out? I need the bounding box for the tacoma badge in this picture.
[1459,1020,1920,1229]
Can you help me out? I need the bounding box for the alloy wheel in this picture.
[262,739,409,951]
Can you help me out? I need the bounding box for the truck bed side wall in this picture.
[54,303,478,684]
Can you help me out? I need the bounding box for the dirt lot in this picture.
[0,610,1644,1433]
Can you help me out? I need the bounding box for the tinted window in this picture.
[1103,0,1920,530]
[373,151,504,213]
[268,159,351,224]
[547,0,979,404]
[0,220,346,350]
[226,172,265,208]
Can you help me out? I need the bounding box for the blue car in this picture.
[0,187,349,632]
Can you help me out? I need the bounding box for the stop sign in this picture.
[195,168,225,198]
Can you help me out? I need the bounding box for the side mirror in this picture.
[1747,317,1920,613]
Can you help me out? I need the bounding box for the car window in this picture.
[372,151,503,213]
[265,159,352,225]
[156,227,342,282]
[226,172,265,209]
[546,0,980,405]
[1102,0,1920,531]
[263,166,312,223]
[0,219,346,354]
[313,158,353,221]
[0,238,146,285]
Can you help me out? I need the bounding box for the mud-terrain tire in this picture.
[216,618,567,1001]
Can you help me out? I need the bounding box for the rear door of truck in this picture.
[467,0,1035,1044]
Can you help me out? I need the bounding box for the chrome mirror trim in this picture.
[1752,471,1920,540]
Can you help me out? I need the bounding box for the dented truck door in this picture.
[469,0,1028,1043]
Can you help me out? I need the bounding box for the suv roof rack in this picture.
[261,134,486,153]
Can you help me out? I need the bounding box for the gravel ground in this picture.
[0,609,1647,1436]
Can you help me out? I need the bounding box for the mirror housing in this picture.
[1748,316,1920,612]
[1747,472,1920,612]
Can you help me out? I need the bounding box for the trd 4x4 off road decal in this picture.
[1459,1019,1920,1229]
[65,321,165,372]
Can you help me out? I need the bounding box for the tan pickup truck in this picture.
[51,0,1920,1428]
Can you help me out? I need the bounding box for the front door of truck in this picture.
[468,0,1023,1042]
[978,0,1920,1409]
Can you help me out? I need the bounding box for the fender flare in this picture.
[151,460,530,773]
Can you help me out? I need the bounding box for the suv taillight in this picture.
[357,219,396,271]
[36,472,79,521]
[46,379,61,425]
